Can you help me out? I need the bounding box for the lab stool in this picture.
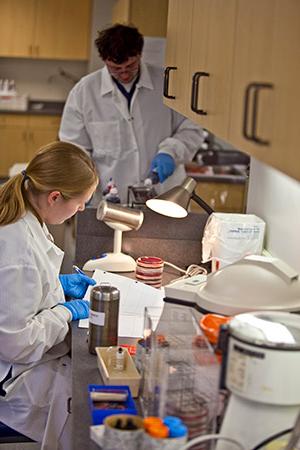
[0,422,35,443]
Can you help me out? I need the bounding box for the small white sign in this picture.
[89,310,105,326]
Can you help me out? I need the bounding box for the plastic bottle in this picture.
[102,177,115,196]
[105,186,121,203]
[115,346,125,371]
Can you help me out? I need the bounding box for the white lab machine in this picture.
[83,201,144,272]
[216,311,300,450]
[164,255,300,315]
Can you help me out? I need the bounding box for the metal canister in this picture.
[88,283,120,354]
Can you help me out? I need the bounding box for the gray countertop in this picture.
[71,270,177,450]
[0,100,64,116]
[72,209,208,449]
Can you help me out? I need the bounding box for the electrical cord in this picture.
[251,428,292,450]
[164,261,207,284]
[180,433,245,450]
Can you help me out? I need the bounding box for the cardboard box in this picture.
[96,347,141,397]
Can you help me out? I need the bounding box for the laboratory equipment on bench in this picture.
[88,284,120,353]
[140,305,220,449]
[127,179,157,208]
[83,200,144,272]
[216,311,300,450]
[164,256,300,315]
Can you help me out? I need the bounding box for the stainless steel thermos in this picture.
[88,283,120,354]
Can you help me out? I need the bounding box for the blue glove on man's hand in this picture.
[150,153,176,183]
[59,273,96,299]
[59,300,90,321]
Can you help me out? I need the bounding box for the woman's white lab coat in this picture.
[0,211,72,450]
[59,62,205,203]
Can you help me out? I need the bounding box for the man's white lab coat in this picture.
[59,63,204,203]
[0,212,72,450]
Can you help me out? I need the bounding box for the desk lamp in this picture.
[146,176,214,218]
[83,200,144,272]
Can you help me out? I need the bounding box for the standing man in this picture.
[59,24,205,204]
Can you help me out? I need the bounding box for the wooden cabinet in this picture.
[228,0,300,181]
[0,0,91,60]
[0,114,60,176]
[164,0,237,137]
[112,0,169,37]
[164,0,194,115]
[165,0,300,182]
[190,180,247,214]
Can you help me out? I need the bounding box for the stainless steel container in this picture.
[88,283,120,354]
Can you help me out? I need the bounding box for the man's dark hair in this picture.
[95,23,144,64]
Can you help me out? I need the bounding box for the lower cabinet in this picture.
[190,180,247,214]
[0,114,60,176]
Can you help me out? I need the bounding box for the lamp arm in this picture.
[191,192,214,215]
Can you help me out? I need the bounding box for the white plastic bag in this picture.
[202,213,266,271]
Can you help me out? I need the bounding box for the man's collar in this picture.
[100,62,154,96]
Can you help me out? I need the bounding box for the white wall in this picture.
[0,58,87,101]
[88,0,115,73]
[247,158,300,273]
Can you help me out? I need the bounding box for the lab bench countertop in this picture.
[71,271,177,450]
[0,100,65,116]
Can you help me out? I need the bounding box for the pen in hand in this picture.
[72,265,86,276]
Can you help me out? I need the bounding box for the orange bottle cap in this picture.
[147,423,169,438]
[143,417,163,431]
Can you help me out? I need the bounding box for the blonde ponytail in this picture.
[0,141,98,226]
[0,173,27,225]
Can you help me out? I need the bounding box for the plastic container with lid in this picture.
[226,311,300,404]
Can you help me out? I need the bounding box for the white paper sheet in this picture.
[79,270,165,338]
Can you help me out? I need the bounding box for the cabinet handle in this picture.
[191,71,209,115]
[243,82,273,145]
[163,66,177,99]
[29,44,33,56]
[242,83,254,141]
[252,82,274,145]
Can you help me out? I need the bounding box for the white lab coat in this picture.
[0,211,72,450]
[59,62,205,203]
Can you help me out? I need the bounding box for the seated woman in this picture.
[0,141,98,450]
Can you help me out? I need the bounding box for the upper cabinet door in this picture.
[0,0,36,57]
[112,0,169,37]
[0,0,91,60]
[187,0,237,140]
[228,0,300,181]
[229,0,275,162]
[268,0,300,181]
[164,0,194,116]
[164,0,237,138]
[34,0,91,60]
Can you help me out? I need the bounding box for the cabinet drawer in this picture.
[28,115,61,128]
[0,114,28,127]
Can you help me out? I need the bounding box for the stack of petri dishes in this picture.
[135,256,164,288]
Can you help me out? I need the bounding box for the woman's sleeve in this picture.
[0,264,70,364]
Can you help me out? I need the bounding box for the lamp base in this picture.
[83,252,136,272]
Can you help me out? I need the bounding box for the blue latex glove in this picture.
[59,300,90,321]
[59,273,96,299]
[150,153,176,183]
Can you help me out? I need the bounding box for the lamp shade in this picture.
[97,200,144,230]
[146,177,213,218]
